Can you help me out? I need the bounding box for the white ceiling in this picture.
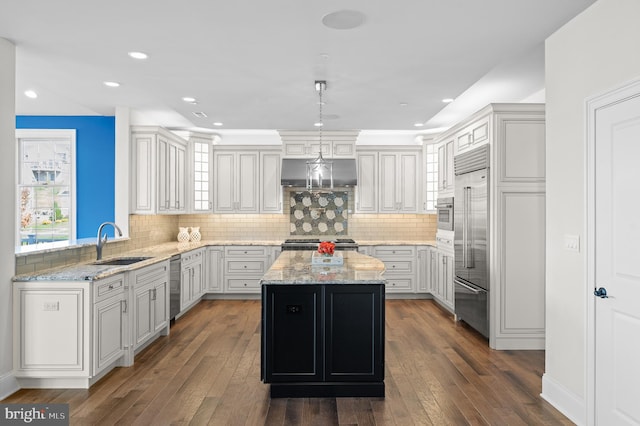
[1,1,595,134]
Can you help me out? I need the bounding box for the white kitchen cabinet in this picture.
[355,147,421,214]
[455,116,490,153]
[206,247,224,293]
[131,126,187,214]
[181,248,205,311]
[260,151,282,213]
[92,274,127,377]
[435,251,455,311]
[355,152,378,213]
[437,139,454,195]
[187,133,214,213]
[373,246,416,294]
[13,275,127,388]
[281,134,355,159]
[223,246,270,294]
[214,150,259,213]
[130,262,170,352]
[214,147,281,213]
[416,246,432,293]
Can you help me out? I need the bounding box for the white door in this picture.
[592,85,640,425]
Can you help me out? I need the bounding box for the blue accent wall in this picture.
[16,116,116,239]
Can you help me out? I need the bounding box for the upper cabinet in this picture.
[355,147,422,214]
[437,140,455,196]
[279,130,357,158]
[213,146,282,214]
[131,126,188,214]
[186,133,214,213]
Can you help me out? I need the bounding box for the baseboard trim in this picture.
[541,373,585,425]
[0,371,20,400]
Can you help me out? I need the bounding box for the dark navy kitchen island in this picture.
[260,250,386,398]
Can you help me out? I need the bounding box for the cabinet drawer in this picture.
[225,246,268,257]
[382,260,414,274]
[134,262,168,285]
[226,277,261,292]
[181,248,204,264]
[384,277,414,292]
[94,274,125,303]
[226,260,267,274]
[373,246,415,257]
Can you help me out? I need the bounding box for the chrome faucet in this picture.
[96,222,123,260]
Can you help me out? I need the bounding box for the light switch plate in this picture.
[564,234,580,252]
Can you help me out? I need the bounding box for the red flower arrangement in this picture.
[317,241,336,255]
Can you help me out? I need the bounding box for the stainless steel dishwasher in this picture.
[169,254,181,320]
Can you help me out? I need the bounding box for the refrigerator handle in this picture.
[466,185,473,268]
[454,278,483,294]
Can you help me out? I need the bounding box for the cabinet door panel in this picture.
[356,153,377,213]
[325,285,384,381]
[238,152,258,212]
[263,285,322,382]
[399,153,418,212]
[261,152,282,213]
[379,153,398,212]
[133,285,152,348]
[214,152,235,212]
[94,296,124,374]
[153,280,168,333]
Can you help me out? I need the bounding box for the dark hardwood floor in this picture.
[3,300,572,425]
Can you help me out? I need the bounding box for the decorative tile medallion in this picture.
[289,191,348,236]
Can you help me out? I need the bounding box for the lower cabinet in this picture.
[130,262,170,352]
[224,246,270,293]
[430,249,454,312]
[181,248,205,311]
[93,274,127,376]
[206,247,224,293]
[262,284,385,397]
[373,246,416,294]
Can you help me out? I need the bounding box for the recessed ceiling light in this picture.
[414,123,424,127]
[192,112,207,118]
[24,90,38,99]
[128,51,148,60]
[399,102,408,107]
[182,96,196,103]
[103,81,120,88]
[314,122,324,127]
[442,98,454,103]
[213,122,223,127]
[319,53,330,60]
[322,10,366,30]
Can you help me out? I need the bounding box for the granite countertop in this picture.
[260,251,386,285]
[14,239,434,282]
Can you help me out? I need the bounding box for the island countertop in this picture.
[260,250,386,285]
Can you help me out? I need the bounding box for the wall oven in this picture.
[436,197,454,231]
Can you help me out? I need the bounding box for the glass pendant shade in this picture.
[306,80,333,190]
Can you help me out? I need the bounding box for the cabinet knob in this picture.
[108,284,114,290]
[243,283,247,287]
[243,265,247,269]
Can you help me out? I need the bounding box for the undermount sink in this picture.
[92,256,152,266]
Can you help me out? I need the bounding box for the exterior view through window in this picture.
[17,129,75,246]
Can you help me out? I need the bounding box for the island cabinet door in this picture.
[262,285,323,383]
[324,285,384,382]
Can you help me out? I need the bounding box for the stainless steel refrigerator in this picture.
[454,145,489,338]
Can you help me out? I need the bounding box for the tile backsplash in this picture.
[289,190,349,236]
[16,212,436,275]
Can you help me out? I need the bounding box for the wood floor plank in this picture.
[2,299,571,425]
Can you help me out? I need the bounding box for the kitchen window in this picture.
[16,129,76,246]
[425,142,438,212]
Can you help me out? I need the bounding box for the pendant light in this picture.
[306,80,333,190]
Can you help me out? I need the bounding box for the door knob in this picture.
[594,287,608,298]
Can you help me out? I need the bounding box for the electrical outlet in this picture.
[43,301,60,311]
[564,235,580,253]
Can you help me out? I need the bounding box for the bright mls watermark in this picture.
[0,404,68,425]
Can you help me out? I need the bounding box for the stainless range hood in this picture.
[280,158,358,187]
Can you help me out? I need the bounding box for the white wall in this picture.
[544,0,640,420]
[0,38,18,398]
